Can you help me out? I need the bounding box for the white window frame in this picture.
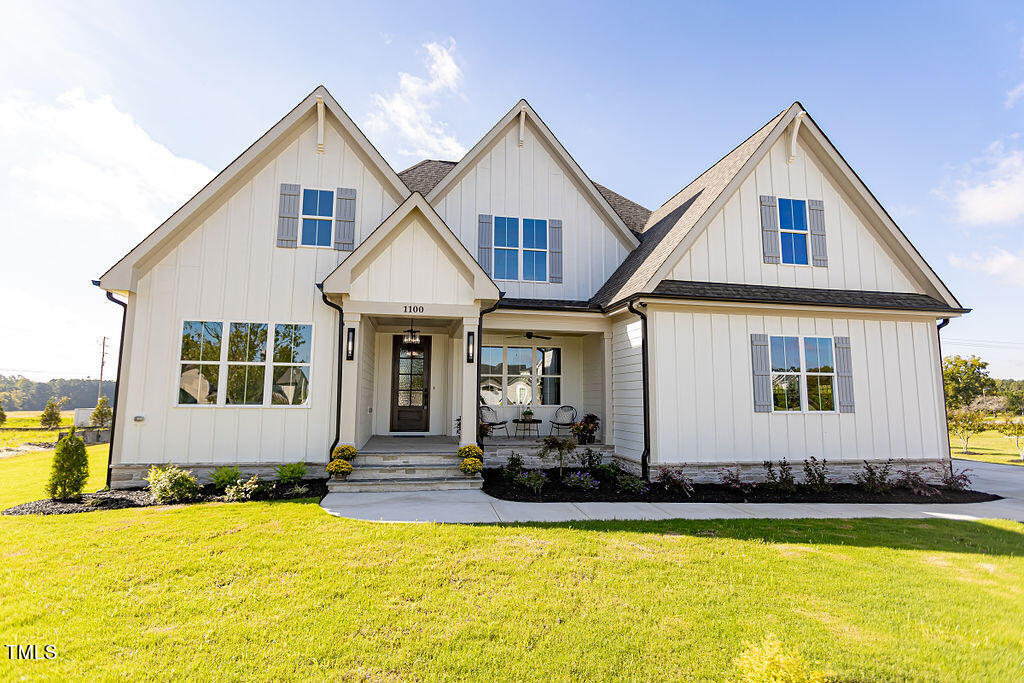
[478,343,562,407]
[175,319,313,408]
[299,187,334,249]
[769,335,837,414]
[492,216,550,283]
[521,218,549,283]
[777,197,811,268]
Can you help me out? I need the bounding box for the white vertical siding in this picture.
[355,319,377,447]
[581,334,605,428]
[649,306,946,464]
[668,135,919,293]
[611,315,644,460]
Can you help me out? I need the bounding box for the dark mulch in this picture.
[2,478,330,516]
[482,468,1001,505]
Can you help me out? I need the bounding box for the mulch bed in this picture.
[482,468,1001,505]
[3,478,330,516]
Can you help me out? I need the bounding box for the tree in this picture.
[942,355,996,410]
[47,426,89,500]
[947,409,987,454]
[90,395,113,428]
[969,394,1006,416]
[1003,389,1024,417]
[0,398,5,427]
[998,420,1024,461]
[39,396,69,429]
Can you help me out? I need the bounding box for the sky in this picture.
[1,0,1023,382]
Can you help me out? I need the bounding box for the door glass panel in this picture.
[409,391,423,406]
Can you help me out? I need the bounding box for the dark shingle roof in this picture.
[497,298,597,311]
[647,280,969,314]
[397,159,650,235]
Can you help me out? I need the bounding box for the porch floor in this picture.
[362,436,459,453]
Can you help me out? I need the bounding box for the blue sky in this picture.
[2,0,1023,380]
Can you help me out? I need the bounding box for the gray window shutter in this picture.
[808,199,827,267]
[548,219,563,283]
[760,195,780,264]
[277,183,300,248]
[334,188,356,251]
[834,336,855,413]
[751,333,772,413]
[477,214,493,276]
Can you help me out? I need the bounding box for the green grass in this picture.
[950,429,1024,467]
[1,446,1023,680]
[2,410,74,428]
[0,411,75,450]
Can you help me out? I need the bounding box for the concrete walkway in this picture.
[319,459,1024,524]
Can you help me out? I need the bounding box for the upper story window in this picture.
[300,189,335,247]
[493,216,548,282]
[778,198,808,265]
[493,217,519,280]
[769,335,835,412]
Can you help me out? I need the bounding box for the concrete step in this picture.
[327,476,483,493]
[354,453,462,467]
[347,463,468,481]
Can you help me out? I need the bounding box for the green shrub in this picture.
[502,452,525,482]
[40,396,68,429]
[563,470,598,491]
[0,398,6,427]
[733,635,828,683]
[90,395,113,428]
[210,466,242,493]
[225,475,261,502]
[616,472,650,495]
[853,460,894,493]
[592,460,623,482]
[275,463,307,486]
[148,465,201,504]
[514,469,547,495]
[801,457,833,492]
[538,436,577,476]
[46,426,89,500]
[762,459,796,492]
[578,447,603,470]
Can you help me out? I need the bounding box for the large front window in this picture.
[769,335,835,412]
[479,344,562,406]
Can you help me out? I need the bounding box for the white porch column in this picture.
[459,316,479,448]
[339,312,361,447]
[602,330,614,446]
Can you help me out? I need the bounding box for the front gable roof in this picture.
[99,86,409,293]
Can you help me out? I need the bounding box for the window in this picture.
[778,198,808,265]
[272,324,312,405]
[301,188,334,247]
[522,219,547,282]
[769,335,835,412]
[493,216,519,280]
[179,321,222,404]
[493,216,548,282]
[226,323,267,405]
[478,344,561,407]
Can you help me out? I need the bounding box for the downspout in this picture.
[936,317,952,474]
[626,298,651,480]
[95,282,127,489]
[476,294,504,447]
[317,284,344,459]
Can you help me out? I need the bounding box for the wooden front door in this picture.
[390,335,431,432]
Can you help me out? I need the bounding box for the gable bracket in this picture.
[316,96,325,154]
[787,110,806,165]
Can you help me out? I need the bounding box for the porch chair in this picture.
[548,405,577,437]
[478,405,510,438]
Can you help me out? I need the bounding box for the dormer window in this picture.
[492,216,548,282]
[300,189,335,247]
[778,198,809,265]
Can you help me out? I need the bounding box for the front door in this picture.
[390,335,431,432]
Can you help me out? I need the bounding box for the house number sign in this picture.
[403,305,424,313]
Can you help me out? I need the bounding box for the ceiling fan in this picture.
[504,331,552,340]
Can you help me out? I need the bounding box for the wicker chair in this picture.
[548,405,577,436]
[478,405,510,438]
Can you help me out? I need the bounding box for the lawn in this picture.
[0,411,74,450]
[1,447,1022,680]
[950,429,1024,467]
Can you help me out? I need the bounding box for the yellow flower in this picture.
[459,457,483,476]
[326,459,354,476]
[331,445,358,461]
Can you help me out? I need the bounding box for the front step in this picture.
[330,451,481,492]
[327,476,482,492]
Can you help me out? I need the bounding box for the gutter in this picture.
[475,293,504,447]
[936,317,953,475]
[317,284,344,459]
[625,299,651,480]
[94,281,127,489]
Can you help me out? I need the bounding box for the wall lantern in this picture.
[345,327,356,361]
[402,319,420,345]
[466,330,475,363]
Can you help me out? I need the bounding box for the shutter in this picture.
[760,195,780,264]
[834,336,855,413]
[808,199,828,267]
[277,183,300,248]
[334,188,356,251]
[751,333,772,413]
[548,219,563,284]
[477,214,493,276]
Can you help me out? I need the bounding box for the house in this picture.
[97,86,966,490]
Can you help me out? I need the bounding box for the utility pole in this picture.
[98,336,109,404]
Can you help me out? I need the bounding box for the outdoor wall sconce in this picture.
[466,330,475,363]
[345,327,355,360]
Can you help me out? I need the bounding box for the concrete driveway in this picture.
[319,459,1024,524]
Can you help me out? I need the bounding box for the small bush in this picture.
[579,447,603,470]
[210,466,242,493]
[275,462,307,486]
[563,470,599,491]
[718,465,750,493]
[0,398,5,427]
[733,635,828,683]
[148,465,201,504]
[514,469,547,495]
[539,436,578,476]
[90,395,113,428]
[459,457,483,476]
[895,462,939,497]
[801,457,833,493]
[592,460,623,482]
[616,472,650,495]
[657,467,694,497]
[40,396,68,429]
[853,460,894,493]
[326,459,353,477]
[502,452,525,482]
[225,475,262,502]
[46,426,89,500]
[331,445,358,461]
[458,444,484,460]
[941,465,973,491]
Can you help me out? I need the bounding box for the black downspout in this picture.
[317,284,344,459]
[475,295,504,447]
[98,285,127,490]
[937,317,952,474]
[626,299,651,481]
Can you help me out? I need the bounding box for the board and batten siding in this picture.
[581,334,605,427]
[668,135,918,293]
[117,119,399,467]
[432,118,632,301]
[611,315,645,461]
[647,306,946,465]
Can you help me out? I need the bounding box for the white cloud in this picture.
[0,90,212,380]
[366,39,467,161]
[1006,83,1024,109]
[950,249,1024,287]
[951,138,1024,226]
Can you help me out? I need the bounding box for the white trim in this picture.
[298,186,335,248]
[479,343,563,408]
[768,334,839,415]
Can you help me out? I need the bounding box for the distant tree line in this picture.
[0,375,116,411]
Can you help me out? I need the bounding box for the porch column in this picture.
[603,330,614,446]
[460,316,479,448]
[339,311,361,446]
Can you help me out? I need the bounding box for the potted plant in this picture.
[326,459,353,480]
[331,445,358,462]
[571,414,600,444]
[521,406,534,420]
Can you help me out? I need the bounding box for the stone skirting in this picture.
[483,444,615,470]
[648,458,952,484]
[109,462,324,489]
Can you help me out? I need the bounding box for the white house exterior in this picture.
[98,87,966,489]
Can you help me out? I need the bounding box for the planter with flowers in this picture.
[570,414,601,445]
[327,445,358,480]
[457,444,484,477]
